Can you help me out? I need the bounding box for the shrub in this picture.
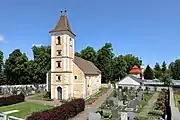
[43,91,51,99]
[148,110,163,116]
[103,112,111,118]
[26,98,85,120]
[0,93,25,106]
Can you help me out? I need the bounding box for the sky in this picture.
[0,0,180,67]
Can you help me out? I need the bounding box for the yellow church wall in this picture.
[73,63,84,98]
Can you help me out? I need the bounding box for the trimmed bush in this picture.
[148,110,163,116]
[26,98,85,120]
[0,93,25,106]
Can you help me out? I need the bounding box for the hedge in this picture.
[26,98,85,120]
[0,93,25,106]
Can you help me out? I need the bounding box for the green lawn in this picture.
[0,102,54,118]
[174,92,180,110]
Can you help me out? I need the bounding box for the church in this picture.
[48,11,102,100]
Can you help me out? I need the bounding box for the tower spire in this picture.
[49,10,75,36]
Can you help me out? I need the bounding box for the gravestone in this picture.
[88,112,101,120]
[121,112,127,120]
[128,99,138,110]
[0,113,5,120]
[8,116,24,120]
[112,109,118,120]
[127,111,135,120]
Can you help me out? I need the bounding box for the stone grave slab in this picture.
[88,112,101,120]
[121,112,127,120]
[8,116,24,120]
[112,109,118,120]
[127,111,135,120]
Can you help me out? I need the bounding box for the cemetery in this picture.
[97,86,156,120]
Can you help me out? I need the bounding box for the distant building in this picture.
[48,11,101,100]
[117,65,180,90]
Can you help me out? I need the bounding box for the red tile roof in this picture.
[129,65,141,74]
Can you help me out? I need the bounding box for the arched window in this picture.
[70,38,72,47]
[56,36,61,45]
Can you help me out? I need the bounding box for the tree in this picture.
[4,49,30,85]
[0,50,6,85]
[0,50,3,72]
[32,45,51,84]
[96,43,114,83]
[154,63,161,71]
[75,52,81,57]
[122,54,142,72]
[144,65,154,79]
[160,72,172,86]
[170,60,180,80]
[77,46,96,63]
[154,63,162,79]
[112,55,127,81]
[162,61,167,73]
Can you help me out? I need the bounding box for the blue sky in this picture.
[0,0,180,67]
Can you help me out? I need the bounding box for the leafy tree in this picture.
[4,49,30,85]
[144,65,154,79]
[96,43,114,83]
[75,52,81,57]
[76,46,96,63]
[0,50,3,72]
[162,61,167,73]
[0,50,6,85]
[160,72,172,86]
[112,55,127,81]
[32,45,51,84]
[170,60,180,80]
[122,54,142,72]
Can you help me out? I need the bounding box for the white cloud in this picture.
[0,35,4,41]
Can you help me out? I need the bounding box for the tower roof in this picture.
[49,10,75,36]
[129,65,141,74]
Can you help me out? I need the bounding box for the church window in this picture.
[56,61,62,68]
[74,75,78,80]
[57,50,62,56]
[70,38,72,47]
[56,36,61,45]
[56,75,61,81]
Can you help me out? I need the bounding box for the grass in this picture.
[174,91,180,110]
[28,92,53,101]
[94,87,108,97]
[85,87,109,104]
[0,101,54,118]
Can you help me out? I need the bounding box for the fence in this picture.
[0,110,24,120]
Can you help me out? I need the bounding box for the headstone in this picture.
[0,113,5,120]
[121,112,127,120]
[112,109,118,120]
[88,112,101,120]
[128,99,138,110]
[8,116,24,120]
[109,99,114,107]
[127,112,135,120]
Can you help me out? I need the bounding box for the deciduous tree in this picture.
[96,43,114,83]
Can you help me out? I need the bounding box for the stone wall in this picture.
[170,88,180,120]
[0,84,46,96]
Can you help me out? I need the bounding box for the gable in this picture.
[118,76,140,86]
